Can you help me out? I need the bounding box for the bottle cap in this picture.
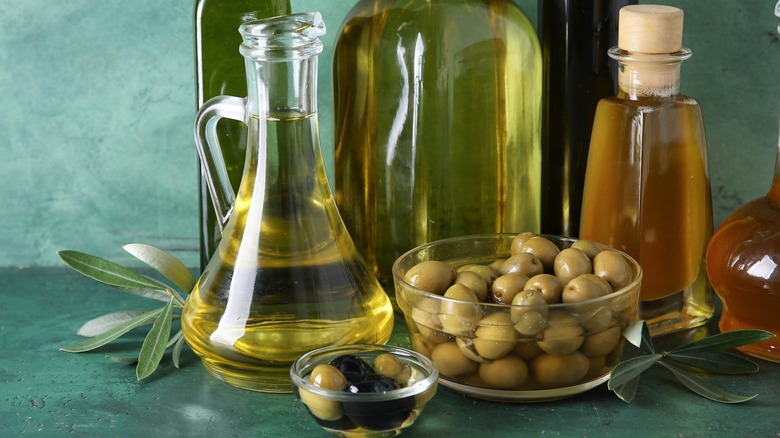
[618,5,683,54]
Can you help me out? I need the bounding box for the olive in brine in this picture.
[404,260,455,295]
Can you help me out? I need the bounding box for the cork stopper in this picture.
[618,5,683,54]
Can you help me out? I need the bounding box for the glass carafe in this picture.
[706,115,780,362]
[333,0,542,301]
[195,0,291,270]
[182,12,394,393]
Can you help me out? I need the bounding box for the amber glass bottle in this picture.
[706,119,780,362]
[580,5,714,336]
[539,0,635,237]
[333,0,542,297]
[194,0,291,269]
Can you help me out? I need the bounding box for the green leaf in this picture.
[136,299,174,380]
[116,287,171,302]
[665,351,760,375]
[77,310,153,337]
[59,250,170,292]
[123,244,195,293]
[670,329,775,355]
[623,320,655,353]
[659,362,758,403]
[608,354,662,389]
[172,332,186,369]
[611,374,641,403]
[61,308,164,353]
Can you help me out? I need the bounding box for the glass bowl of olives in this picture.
[290,344,438,436]
[392,233,642,402]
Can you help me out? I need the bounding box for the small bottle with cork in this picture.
[580,5,714,336]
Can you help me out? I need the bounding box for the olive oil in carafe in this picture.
[183,114,394,392]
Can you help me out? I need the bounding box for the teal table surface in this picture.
[2,267,778,437]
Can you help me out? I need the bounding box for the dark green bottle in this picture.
[194,0,291,269]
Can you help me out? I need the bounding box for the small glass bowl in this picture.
[392,234,642,402]
[291,344,438,437]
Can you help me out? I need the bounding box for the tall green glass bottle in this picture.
[194,0,291,269]
[333,0,542,299]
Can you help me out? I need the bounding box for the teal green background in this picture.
[2,0,778,268]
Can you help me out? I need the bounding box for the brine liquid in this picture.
[707,194,780,362]
[539,0,635,237]
[580,96,714,335]
[182,114,394,392]
[195,0,291,269]
[333,0,542,290]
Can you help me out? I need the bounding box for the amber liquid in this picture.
[580,95,714,334]
[182,114,394,392]
[539,0,635,236]
[334,0,542,291]
[707,184,780,362]
[195,0,291,269]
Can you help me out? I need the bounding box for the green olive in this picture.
[490,274,529,304]
[513,341,543,360]
[410,307,450,343]
[562,274,612,304]
[537,311,584,355]
[553,248,593,284]
[300,364,347,421]
[373,353,412,383]
[519,236,561,273]
[411,333,435,357]
[439,284,482,336]
[499,253,544,278]
[404,260,456,295]
[489,258,507,273]
[593,250,632,291]
[478,355,529,389]
[458,264,499,286]
[579,306,615,332]
[510,232,537,256]
[587,355,607,378]
[513,311,547,337]
[455,270,489,302]
[473,312,517,360]
[456,337,490,363]
[531,352,590,387]
[581,326,622,358]
[571,239,602,260]
[510,289,548,326]
[525,273,564,304]
[431,342,479,379]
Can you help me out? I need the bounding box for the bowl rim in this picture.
[290,343,439,402]
[391,233,643,311]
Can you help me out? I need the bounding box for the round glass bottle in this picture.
[580,5,714,336]
[706,118,780,362]
[333,0,542,301]
[183,13,394,393]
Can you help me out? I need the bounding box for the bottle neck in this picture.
[245,55,318,118]
[609,47,690,100]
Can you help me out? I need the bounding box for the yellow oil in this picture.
[183,113,394,392]
[333,0,542,289]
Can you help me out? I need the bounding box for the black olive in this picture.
[343,374,415,431]
[329,355,375,383]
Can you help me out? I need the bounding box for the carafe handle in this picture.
[194,95,246,230]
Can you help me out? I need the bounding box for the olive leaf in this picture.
[59,250,171,292]
[61,308,164,353]
[59,244,195,381]
[123,243,196,293]
[658,362,758,404]
[77,310,155,337]
[136,298,174,380]
[609,321,774,404]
